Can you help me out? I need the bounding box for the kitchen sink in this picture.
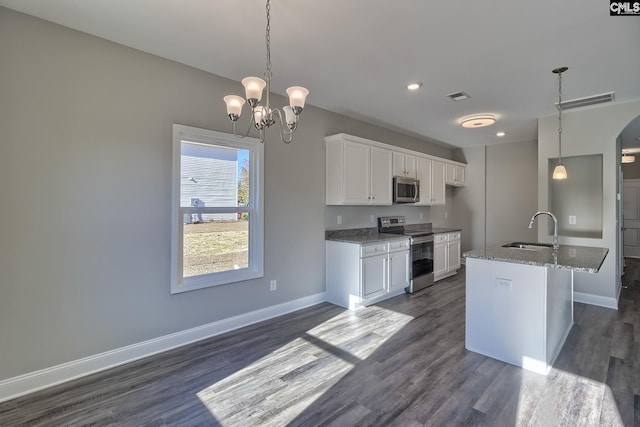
[502,241,554,250]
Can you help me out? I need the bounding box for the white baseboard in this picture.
[573,291,618,310]
[0,292,326,404]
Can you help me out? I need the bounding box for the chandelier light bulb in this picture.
[242,77,267,106]
[223,95,245,120]
[283,106,296,127]
[286,86,309,113]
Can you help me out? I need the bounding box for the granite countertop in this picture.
[464,244,609,273]
[325,228,409,244]
[431,227,462,234]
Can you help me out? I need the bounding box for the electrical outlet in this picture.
[270,280,277,291]
[337,215,342,225]
[495,278,512,290]
[370,215,375,224]
[420,212,424,220]
[569,215,576,225]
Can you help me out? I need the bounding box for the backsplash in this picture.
[325,203,454,230]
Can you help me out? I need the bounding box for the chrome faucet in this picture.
[528,211,559,250]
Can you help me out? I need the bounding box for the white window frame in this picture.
[171,124,264,293]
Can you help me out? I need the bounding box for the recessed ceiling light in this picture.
[496,131,506,137]
[460,115,496,128]
[406,82,422,91]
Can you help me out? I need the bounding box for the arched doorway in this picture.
[620,115,640,264]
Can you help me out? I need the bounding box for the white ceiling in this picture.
[2,0,639,149]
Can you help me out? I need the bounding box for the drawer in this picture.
[434,234,448,244]
[388,239,410,252]
[361,242,388,257]
[449,232,461,241]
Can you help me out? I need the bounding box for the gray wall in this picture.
[0,7,454,380]
[622,160,640,179]
[452,141,539,255]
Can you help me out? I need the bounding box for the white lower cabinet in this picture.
[388,240,410,292]
[326,238,410,310]
[434,231,461,281]
[361,252,387,299]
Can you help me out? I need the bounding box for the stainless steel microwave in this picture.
[393,176,420,203]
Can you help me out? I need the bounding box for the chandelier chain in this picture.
[265,0,272,79]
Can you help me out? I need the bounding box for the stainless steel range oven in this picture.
[378,216,434,294]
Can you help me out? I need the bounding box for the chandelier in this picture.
[552,67,568,180]
[223,0,309,144]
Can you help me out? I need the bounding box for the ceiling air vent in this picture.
[556,92,615,110]
[447,91,470,101]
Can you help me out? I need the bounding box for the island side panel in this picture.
[465,257,548,374]
[545,267,573,366]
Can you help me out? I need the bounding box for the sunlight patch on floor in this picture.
[306,306,415,360]
[197,306,414,426]
[514,368,623,425]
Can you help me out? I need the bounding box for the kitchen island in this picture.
[463,243,608,375]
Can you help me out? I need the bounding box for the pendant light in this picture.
[552,67,568,180]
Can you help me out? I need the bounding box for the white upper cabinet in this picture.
[431,160,446,205]
[392,152,417,179]
[414,157,432,206]
[326,135,392,205]
[369,147,393,204]
[445,163,466,186]
[325,133,465,206]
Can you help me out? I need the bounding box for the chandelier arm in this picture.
[231,108,259,139]
[270,108,295,144]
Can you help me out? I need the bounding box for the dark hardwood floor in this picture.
[2,260,639,426]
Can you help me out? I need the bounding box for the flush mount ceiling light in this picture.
[496,131,506,137]
[406,82,423,91]
[223,0,309,144]
[622,154,636,163]
[460,115,496,128]
[622,149,636,163]
[552,67,568,180]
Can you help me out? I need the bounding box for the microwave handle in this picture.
[413,182,418,202]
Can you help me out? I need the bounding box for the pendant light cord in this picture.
[557,70,563,164]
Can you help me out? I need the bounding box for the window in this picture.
[171,124,264,293]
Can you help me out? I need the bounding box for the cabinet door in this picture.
[448,238,461,271]
[415,157,432,206]
[405,155,417,179]
[370,147,393,205]
[434,242,448,278]
[389,250,410,291]
[431,161,446,205]
[455,166,465,186]
[392,152,406,177]
[343,141,371,204]
[446,164,466,186]
[445,163,457,185]
[362,255,387,298]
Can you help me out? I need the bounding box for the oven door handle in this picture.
[411,235,434,245]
